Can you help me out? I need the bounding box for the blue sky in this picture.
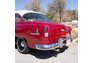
[15,0,78,11]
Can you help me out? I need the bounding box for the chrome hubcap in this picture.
[21,41,25,47]
[17,38,26,52]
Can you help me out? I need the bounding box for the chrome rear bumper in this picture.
[35,36,73,50]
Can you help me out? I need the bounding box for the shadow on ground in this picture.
[28,46,68,59]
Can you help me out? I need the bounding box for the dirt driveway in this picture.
[15,44,78,63]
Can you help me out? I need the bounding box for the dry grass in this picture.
[71,27,78,39]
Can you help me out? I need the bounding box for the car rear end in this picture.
[35,23,73,50]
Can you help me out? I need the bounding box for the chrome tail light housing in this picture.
[44,26,48,37]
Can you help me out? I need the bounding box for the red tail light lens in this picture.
[67,26,72,34]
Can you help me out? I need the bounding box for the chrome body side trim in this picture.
[30,33,40,35]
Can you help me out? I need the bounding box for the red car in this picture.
[15,10,72,53]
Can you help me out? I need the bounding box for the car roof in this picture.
[15,10,44,16]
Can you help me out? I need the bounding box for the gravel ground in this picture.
[15,44,78,63]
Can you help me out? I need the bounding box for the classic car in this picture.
[15,10,73,53]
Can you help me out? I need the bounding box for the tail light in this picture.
[67,26,72,34]
[44,26,48,37]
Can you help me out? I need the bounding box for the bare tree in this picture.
[31,0,40,11]
[47,0,65,22]
[25,0,44,13]
[72,10,78,20]
[55,0,65,22]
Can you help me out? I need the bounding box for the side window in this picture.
[15,13,21,22]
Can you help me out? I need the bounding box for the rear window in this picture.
[23,13,51,22]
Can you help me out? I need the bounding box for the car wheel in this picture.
[15,37,18,49]
[17,38,29,54]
